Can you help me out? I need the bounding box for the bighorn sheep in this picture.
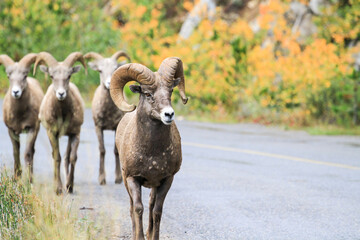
[84,51,131,185]
[0,53,44,182]
[33,52,87,194]
[110,57,188,240]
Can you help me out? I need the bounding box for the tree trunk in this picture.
[178,0,216,40]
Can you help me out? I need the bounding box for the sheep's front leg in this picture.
[63,137,72,176]
[8,129,21,179]
[24,125,40,183]
[151,176,174,240]
[114,141,122,184]
[66,134,79,193]
[95,126,106,185]
[127,177,145,240]
[47,131,62,195]
[146,188,156,239]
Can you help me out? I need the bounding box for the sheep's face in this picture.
[6,64,29,99]
[130,77,181,125]
[40,64,81,101]
[88,58,124,89]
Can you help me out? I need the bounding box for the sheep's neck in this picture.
[52,91,74,119]
[10,86,30,114]
[135,112,172,148]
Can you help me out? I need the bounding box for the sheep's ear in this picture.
[88,62,99,71]
[39,65,48,73]
[117,60,127,69]
[173,77,181,87]
[72,65,82,74]
[129,85,141,93]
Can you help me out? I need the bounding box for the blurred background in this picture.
[0,0,359,128]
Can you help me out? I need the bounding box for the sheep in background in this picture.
[110,57,188,240]
[1,53,44,182]
[84,51,131,185]
[33,52,86,194]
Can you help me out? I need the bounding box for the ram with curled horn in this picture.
[33,51,87,194]
[110,57,188,240]
[84,50,131,185]
[1,53,44,182]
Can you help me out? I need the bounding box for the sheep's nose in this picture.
[59,92,65,97]
[13,90,19,95]
[160,107,175,125]
[165,111,174,118]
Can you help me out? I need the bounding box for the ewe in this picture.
[110,57,188,240]
[84,51,131,185]
[33,52,86,194]
[0,53,44,182]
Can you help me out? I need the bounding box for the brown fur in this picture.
[34,51,86,194]
[92,86,124,184]
[116,110,182,188]
[3,77,44,181]
[110,58,187,240]
[39,83,84,194]
[39,83,84,136]
[85,51,131,185]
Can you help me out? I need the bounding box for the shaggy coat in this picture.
[34,51,86,194]
[84,51,131,184]
[1,53,44,181]
[110,57,188,240]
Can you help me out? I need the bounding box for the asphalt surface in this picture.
[1,99,360,239]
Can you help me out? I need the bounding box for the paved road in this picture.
[1,100,360,239]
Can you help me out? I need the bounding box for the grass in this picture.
[303,125,360,136]
[0,169,32,239]
[174,106,360,136]
[0,168,109,240]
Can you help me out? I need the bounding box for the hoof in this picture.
[99,178,106,185]
[56,188,62,195]
[14,171,22,181]
[115,177,122,184]
[66,185,73,194]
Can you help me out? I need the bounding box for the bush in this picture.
[0,0,120,97]
[0,0,359,126]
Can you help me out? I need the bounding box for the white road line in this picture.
[183,141,360,170]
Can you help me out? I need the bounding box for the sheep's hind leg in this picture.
[146,188,156,240]
[96,126,106,185]
[127,177,145,240]
[114,140,122,184]
[24,125,40,183]
[47,131,62,195]
[66,134,79,194]
[151,176,174,240]
[8,129,21,179]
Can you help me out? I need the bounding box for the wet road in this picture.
[1,100,360,239]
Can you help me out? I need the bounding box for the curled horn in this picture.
[84,52,104,61]
[18,53,37,69]
[63,52,88,75]
[110,63,155,112]
[157,57,188,104]
[0,54,15,68]
[33,52,58,75]
[111,50,131,62]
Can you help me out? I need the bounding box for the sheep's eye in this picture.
[99,70,102,73]
[50,75,54,79]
